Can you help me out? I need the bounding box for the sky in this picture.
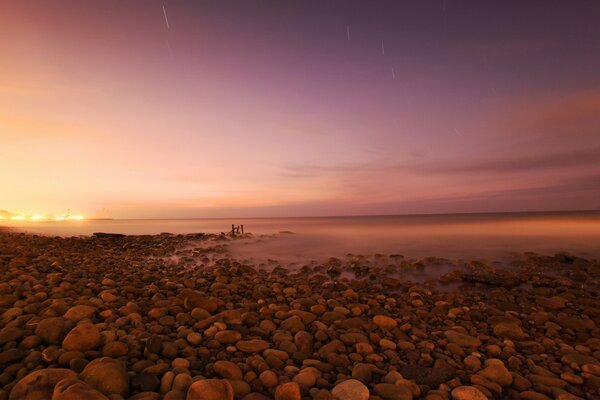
[1,1,599,218]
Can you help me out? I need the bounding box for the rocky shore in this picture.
[0,231,599,400]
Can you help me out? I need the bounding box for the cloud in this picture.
[416,146,600,175]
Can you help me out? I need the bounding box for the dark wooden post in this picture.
[241,224,244,234]
[231,224,235,236]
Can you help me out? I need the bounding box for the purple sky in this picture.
[1,1,599,218]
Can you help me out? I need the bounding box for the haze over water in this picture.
[4,211,599,260]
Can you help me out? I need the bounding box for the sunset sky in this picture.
[1,1,599,218]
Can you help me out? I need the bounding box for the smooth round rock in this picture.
[187,379,234,400]
[451,386,488,400]
[80,357,129,397]
[9,369,77,400]
[62,323,101,352]
[331,379,369,400]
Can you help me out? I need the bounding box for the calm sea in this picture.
[2,211,599,260]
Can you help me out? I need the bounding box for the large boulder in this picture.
[80,357,129,397]
[52,378,109,400]
[9,369,77,400]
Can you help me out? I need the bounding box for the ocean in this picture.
[2,211,599,260]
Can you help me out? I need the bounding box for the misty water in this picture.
[3,211,599,262]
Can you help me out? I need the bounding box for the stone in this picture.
[445,330,481,347]
[331,379,369,400]
[477,359,512,387]
[493,322,525,339]
[274,382,301,400]
[451,386,488,400]
[63,305,96,322]
[62,323,101,352]
[80,357,129,397]
[236,339,269,353]
[52,378,109,400]
[373,383,412,400]
[9,369,77,400]
[373,315,397,330]
[35,317,67,344]
[187,379,234,400]
[213,360,243,380]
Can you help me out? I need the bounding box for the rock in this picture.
[35,317,67,344]
[80,357,129,397]
[63,305,96,322]
[451,386,488,400]
[62,323,101,352]
[373,383,412,400]
[461,269,520,287]
[493,322,525,339]
[331,379,369,400]
[9,369,77,400]
[351,363,372,384]
[0,326,26,345]
[274,382,301,400]
[52,378,109,400]
[445,330,481,347]
[236,339,269,353]
[373,315,397,330]
[556,315,596,331]
[214,330,241,344]
[187,379,234,400]
[213,361,243,380]
[259,370,278,388]
[477,359,512,387]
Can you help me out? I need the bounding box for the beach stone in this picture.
[63,305,96,322]
[274,382,301,400]
[80,357,129,397]
[236,339,269,353]
[556,315,596,330]
[187,379,234,400]
[52,378,109,400]
[331,379,369,400]
[9,368,77,400]
[451,386,488,400]
[62,323,101,352]
[373,383,412,400]
[477,359,512,387]
[373,315,397,330]
[445,330,481,347]
[215,330,241,344]
[214,360,243,380]
[35,317,67,344]
[259,370,278,388]
[102,341,128,357]
[0,327,26,345]
[493,322,525,339]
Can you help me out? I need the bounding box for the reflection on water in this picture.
[3,211,600,259]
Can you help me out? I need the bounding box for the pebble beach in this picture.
[1,230,599,400]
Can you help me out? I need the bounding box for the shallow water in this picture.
[2,211,599,260]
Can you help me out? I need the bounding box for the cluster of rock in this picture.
[0,232,599,399]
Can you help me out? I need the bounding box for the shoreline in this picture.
[0,231,599,399]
